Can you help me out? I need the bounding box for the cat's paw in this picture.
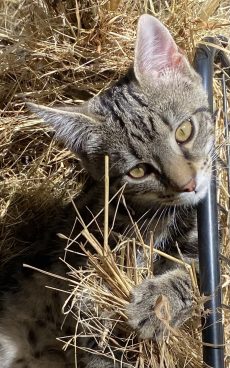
[126,269,194,340]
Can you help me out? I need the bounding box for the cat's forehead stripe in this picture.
[129,130,146,144]
[193,106,210,115]
[148,116,160,136]
[126,83,148,107]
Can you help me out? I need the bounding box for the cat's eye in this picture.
[175,120,193,144]
[128,164,148,179]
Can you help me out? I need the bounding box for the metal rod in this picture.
[222,73,230,198]
[194,38,225,368]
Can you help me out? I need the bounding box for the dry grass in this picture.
[0,0,230,367]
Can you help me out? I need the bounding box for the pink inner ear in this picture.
[134,15,185,79]
[171,52,184,68]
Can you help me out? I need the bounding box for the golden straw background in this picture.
[0,0,230,367]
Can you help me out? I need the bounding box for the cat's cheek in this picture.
[195,185,209,203]
[174,185,208,206]
[195,171,211,198]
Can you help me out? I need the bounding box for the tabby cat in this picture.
[0,14,213,368]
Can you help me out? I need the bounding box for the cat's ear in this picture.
[27,102,100,153]
[134,15,188,81]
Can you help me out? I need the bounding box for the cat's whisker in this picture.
[175,210,189,241]
[215,141,229,150]
[141,206,163,235]
[150,206,168,241]
[161,205,175,244]
[171,206,179,236]
[121,207,152,239]
[142,205,164,238]
[135,217,149,235]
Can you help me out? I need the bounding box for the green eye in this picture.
[128,165,146,179]
[175,120,193,143]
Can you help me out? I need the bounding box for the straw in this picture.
[0,0,230,366]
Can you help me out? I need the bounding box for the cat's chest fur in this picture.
[0,179,197,368]
[76,180,197,255]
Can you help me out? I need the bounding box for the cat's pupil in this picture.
[175,120,193,143]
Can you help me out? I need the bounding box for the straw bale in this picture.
[0,0,230,366]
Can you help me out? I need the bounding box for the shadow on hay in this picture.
[0,184,79,294]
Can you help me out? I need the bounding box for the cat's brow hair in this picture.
[193,106,210,115]
[155,115,173,131]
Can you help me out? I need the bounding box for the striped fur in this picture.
[0,15,213,367]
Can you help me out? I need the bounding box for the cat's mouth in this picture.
[137,175,210,207]
[156,168,211,206]
[158,180,209,206]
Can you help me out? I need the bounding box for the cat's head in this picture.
[28,15,213,208]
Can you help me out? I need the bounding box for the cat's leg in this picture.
[0,331,19,368]
[0,269,74,368]
[77,301,132,368]
[84,355,131,368]
[0,328,70,368]
[84,356,119,368]
[126,267,194,340]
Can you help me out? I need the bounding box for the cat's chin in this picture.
[174,189,208,206]
[159,174,211,207]
[161,184,209,207]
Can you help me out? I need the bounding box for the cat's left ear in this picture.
[27,102,101,154]
[134,14,190,81]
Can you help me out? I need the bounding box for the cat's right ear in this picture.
[27,102,101,154]
[134,14,189,82]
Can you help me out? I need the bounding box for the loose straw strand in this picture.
[104,155,110,256]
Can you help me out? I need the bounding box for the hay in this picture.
[58,157,203,367]
[0,0,230,367]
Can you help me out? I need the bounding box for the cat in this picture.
[0,14,213,368]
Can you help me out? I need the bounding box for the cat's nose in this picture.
[181,178,196,192]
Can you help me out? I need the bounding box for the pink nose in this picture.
[181,178,196,192]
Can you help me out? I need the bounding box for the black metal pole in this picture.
[194,39,225,367]
[222,73,230,198]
